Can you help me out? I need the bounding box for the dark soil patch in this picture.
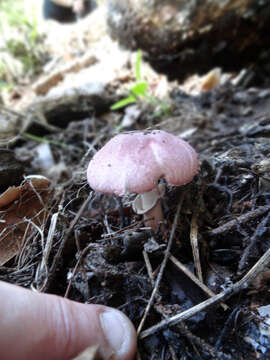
[1,66,270,359]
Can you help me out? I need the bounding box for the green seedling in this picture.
[111,50,172,120]
[111,50,149,110]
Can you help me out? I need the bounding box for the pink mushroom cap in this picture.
[87,130,199,196]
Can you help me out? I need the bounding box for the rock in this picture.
[107,0,270,80]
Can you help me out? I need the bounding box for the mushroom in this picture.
[87,130,199,232]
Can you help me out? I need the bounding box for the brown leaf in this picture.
[201,68,221,91]
[0,175,52,266]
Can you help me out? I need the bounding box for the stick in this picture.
[140,245,270,339]
[136,194,184,334]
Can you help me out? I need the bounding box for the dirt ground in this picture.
[1,3,270,360]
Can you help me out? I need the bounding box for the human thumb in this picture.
[0,281,137,360]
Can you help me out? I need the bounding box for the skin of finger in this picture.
[0,281,136,360]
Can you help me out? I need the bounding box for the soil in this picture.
[1,4,270,360]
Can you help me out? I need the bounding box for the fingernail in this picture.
[100,309,135,359]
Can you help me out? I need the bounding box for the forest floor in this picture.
[1,2,270,359]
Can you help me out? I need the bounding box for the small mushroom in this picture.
[87,130,199,232]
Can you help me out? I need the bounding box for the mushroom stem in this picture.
[143,198,164,232]
[132,185,165,232]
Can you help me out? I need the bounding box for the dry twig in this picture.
[237,211,270,274]
[42,193,93,292]
[190,211,203,282]
[169,253,228,310]
[136,194,184,334]
[142,250,154,287]
[206,204,270,237]
[140,244,270,339]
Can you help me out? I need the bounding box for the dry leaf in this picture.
[0,175,52,265]
[180,67,223,95]
[201,68,221,91]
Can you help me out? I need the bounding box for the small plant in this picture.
[110,50,172,120]
[111,50,149,110]
[5,21,43,75]
[0,1,45,80]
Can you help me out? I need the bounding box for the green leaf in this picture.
[135,50,142,81]
[130,82,147,97]
[110,95,136,110]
